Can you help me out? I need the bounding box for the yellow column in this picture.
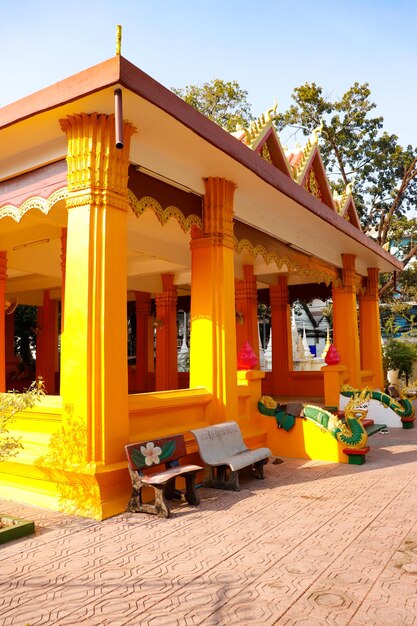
[270,276,292,394]
[358,268,384,389]
[155,275,178,391]
[190,177,238,421]
[135,291,151,392]
[332,254,361,388]
[60,113,135,518]
[36,290,58,394]
[235,265,260,366]
[0,251,6,391]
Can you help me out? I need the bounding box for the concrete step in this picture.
[366,423,387,436]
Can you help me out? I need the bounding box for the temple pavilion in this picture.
[0,53,402,518]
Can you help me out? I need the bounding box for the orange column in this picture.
[155,274,178,391]
[235,265,260,366]
[358,268,384,389]
[0,251,6,391]
[189,177,238,421]
[270,276,292,395]
[332,254,361,388]
[36,290,58,394]
[135,291,151,392]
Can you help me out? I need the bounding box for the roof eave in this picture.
[0,55,403,273]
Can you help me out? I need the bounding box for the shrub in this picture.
[383,339,417,385]
[0,379,45,463]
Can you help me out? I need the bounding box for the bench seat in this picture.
[191,421,271,491]
[140,463,203,486]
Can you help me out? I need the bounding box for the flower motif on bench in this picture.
[141,442,162,466]
[130,439,178,469]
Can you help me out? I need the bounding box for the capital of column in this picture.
[135,292,151,317]
[235,279,258,301]
[155,274,178,307]
[202,177,236,243]
[341,254,356,290]
[60,112,136,211]
[270,276,288,307]
[365,267,379,298]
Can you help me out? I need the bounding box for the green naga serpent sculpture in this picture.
[303,389,370,449]
[258,389,371,449]
[341,382,416,426]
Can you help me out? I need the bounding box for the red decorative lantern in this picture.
[325,344,341,365]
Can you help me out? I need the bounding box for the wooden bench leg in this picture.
[184,472,200,506]
[126,484,171,518]
[126,469,171,518]
[164,477,182,501]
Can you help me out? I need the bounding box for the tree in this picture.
[172,78,253,132]
[275,82,417,296]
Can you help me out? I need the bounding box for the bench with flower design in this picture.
[125,434,203,518]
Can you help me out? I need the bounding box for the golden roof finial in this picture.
[116,25,122,56]
[311,119,324,145]
[267,98,278,121]
[346,180,354,195]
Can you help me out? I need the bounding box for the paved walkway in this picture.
[1,427,417,626]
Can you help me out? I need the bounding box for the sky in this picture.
[1,0,417,146]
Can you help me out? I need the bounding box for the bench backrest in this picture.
[125,434,186,470]
[191,422,247,465]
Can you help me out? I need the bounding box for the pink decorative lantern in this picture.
[237,341,258,370]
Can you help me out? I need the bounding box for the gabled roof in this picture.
[334,183,362,230]
[230,105,292,177]
[0,55,403,274]
[286,124,336,211]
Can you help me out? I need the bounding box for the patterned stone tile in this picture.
[1,427,417,626]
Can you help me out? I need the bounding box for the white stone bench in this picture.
[190,421,271,491]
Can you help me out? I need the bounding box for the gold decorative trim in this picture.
[128,192,202,233]
[0,187,68,223]
[66,189,129,212]
[234,237,335,286]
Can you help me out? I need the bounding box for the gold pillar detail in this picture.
[59,113,135,211]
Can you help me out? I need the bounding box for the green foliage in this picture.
[275,81,417,287]
[172,78,253,132]
[383,339,417,384]
[0,379,45,463]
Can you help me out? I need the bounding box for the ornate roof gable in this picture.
[333,183,362,230]
[230,104,292,177]
[286,123,336,211]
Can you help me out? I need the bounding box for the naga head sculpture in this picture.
[400,380,417,400]
[345,388,371,421]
